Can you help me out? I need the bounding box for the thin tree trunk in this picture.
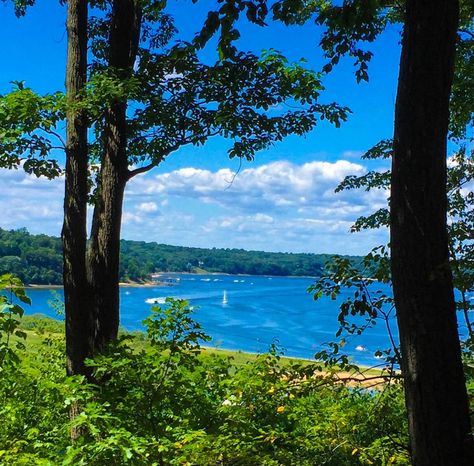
[62,0,91,378]
[391,0,473,464]
[87,0,141,351]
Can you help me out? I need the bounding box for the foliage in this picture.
[193,0,397,83]
[0,0,36,17]
[0,1,350,186]
[305,0,474,369]
[119,238,356,280]
[0,227,362,284]
[0,82,63,178]
[309,148,474,375]
[309,146,474,371]
[451,0,474,140]
[0,228,63,284]
[309,248,400,372]
[0,288,411,465]
[447,149,474,335]
[0,273,69,464]
[0,273,29,367]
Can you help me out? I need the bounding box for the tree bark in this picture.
[391,1,473,464]
[87,0,141,350]
[62,0,91,378]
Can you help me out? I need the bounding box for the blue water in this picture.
[22,274,400,366]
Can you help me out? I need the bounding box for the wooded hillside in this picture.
[0,228,355,284]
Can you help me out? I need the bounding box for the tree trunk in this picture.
[391,0,473,464]
[87,0,141,351]
[62,0,91,378]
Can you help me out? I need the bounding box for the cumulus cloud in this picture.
[128,160,374,212]
[128,159,387,220]
[137,201,159,213]
[0,158,389,254]
[0,168,64,235]
[200,213,384,254]
[122,212,144,224]
[123,202,162,225]
[125,159,388,253]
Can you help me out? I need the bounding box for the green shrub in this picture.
[0,289,411,465]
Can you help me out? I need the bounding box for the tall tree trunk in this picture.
[62,0,91,378]
[391,0,473,464]
[87,0,141,351]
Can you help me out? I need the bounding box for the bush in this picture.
[0,290,410,465]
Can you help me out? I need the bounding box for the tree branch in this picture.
[43,128,67,149]
[126,128,222,180]
[126,155,165,179]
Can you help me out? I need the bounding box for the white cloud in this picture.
[254,213,274,223]
[122,212,144,224]
[0,168,64,235]
[0,158,389,255]
[125,159,388,253]
[128,160,371,213]
[123,201,161,225]
[137,201,158,213]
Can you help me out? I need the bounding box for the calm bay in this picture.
[22,273,400,366]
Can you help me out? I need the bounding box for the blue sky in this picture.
[0,0,399,254]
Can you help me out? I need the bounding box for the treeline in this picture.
[120,240,344,280]
[0,227,359,284]
[0,228,63,284]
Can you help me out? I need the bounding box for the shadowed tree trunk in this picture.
[391,0,473,464]
[62,0,91,378]
[87,0,142,351]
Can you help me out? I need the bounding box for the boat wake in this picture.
[145,297,166,305]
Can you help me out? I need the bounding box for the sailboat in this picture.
[222,290,228,305]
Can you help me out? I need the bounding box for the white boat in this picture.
[145,297,166,304]
[222,290,228,305]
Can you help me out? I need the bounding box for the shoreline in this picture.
[21,313,384,376]
[24,281,164,290]
[24,272,319,289]
[154,271,320,279]
[21,313,392,380]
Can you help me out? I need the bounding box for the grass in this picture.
[16,314,387,384]
[18,314,307,366]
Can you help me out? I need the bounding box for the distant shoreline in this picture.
[24,272,319,289]
[25,281,162,290]
[1,227,360,286]
[155,271,319,279]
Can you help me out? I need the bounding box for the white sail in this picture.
[222,290,228,305]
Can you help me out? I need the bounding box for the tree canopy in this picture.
[0,227,358,284]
